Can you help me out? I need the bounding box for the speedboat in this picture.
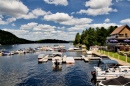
[93,59,130,81]
[38,54,48,63]
[51,52,63,65]
[66,57,75,64]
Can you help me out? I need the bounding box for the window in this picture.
[125,33,128,37]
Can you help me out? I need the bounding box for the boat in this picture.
[52,52,63,65]
[38,54,48,63]
[66,57,75,64]
[68,47,80,51]
[38,54,45,59]
[86,51,92,57]
[1,51,11,56]
[16,49,25,54]
[99,76,130,86]
[93,59,130,82]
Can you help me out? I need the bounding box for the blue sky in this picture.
[0,0,130,41]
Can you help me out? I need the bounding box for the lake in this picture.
[0,43,98,86]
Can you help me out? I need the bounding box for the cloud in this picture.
[44,12,93,25]
[33,24,56,31]
[120,18,130,24]
[20,22,38,30]
[12,23,15,26]
[0,17,16,25]
[20,22,55,32]
[44,0,68,6]
[104,18,110,23]
[44,12,72,22]
[68,23,118,31]
[0,18,7,25]
[6,17,16,23]
[18,8,51,19]
[0,0,29,17]
[77,0,117,16]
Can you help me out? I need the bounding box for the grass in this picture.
[98,50,130,63]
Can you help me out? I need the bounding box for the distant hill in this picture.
[36,39,69,43]
[0,30,34,45]
[0,30,69,45]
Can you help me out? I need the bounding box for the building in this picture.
[106,24,130,52]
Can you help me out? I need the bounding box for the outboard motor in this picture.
[91,71,97,85]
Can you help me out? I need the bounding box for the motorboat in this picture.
[66,57,75,64]
[16,49,25,54]
[51,52,63,65]
[68,47,80,51]
[1,51,11,56]
[38,54,48,63]
[93,59,130,81]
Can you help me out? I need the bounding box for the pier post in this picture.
[118,54,119,59]
[113,53,114,58]
[125,54,128,62]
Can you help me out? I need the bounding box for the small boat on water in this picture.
[93,59,130,82]
[38,54,48,63]
[16,49,25,54]
[52,52,63,65]
[66,57,75,64]
[1,51,11,56]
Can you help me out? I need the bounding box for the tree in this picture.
[73,33,81,45]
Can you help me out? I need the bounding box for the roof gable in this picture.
[110,25,130,35]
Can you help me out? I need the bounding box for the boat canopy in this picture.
[101,60,118,65]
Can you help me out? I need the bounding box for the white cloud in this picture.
[20,22,38,30]
[61,18,93,25]
[44,0,68,6]
[6,17,16,23]
[120,18,130,24]
[104,18,110,23]
[77,0,117,16]
[32,8,51,16]
[18,8,52,19]
[44,12,72,22]
[0,18,7,25]
[0,17,16,25]
[0,0,29,17]
[68,23,118,31]
[44,12,93,25]
[33,24,56,31]
[12,23,15,26]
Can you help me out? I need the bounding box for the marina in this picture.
[0,43,130,86]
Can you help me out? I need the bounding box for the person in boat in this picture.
[91,71,96,84]
[55,59,59,66]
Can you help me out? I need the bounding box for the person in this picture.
[55,59,59,66]
[91,71,97,84]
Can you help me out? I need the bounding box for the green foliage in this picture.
[73,26,117,48]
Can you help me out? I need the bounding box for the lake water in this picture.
[0,43,98,86]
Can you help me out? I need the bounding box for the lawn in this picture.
[98,50,130,63]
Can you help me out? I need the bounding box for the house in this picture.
[106,24,130,52]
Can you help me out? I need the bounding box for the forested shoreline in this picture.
[73,26,118,49]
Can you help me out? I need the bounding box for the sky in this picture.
[0,0,130,41]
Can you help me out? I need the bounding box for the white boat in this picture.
[93,59,130,81]
[16,49,25,54]
[86,51,92,57]
[68,47,80,51]
[51,52,63,65]
[38,54,48,63]
[66,57,75,64]
[38,54,45,59]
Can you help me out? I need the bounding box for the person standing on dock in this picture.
[91,71,97,85]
